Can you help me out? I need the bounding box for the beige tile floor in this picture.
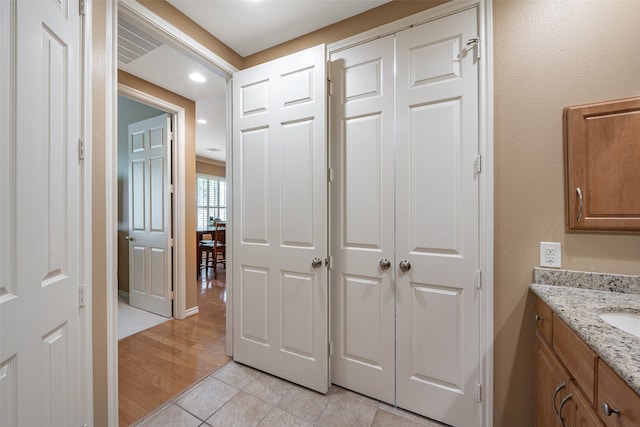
[135,361,447,427]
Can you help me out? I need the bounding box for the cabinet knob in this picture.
[601,401,621,417]
[535,314,544,322]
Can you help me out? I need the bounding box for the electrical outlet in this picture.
[540,242,561,268]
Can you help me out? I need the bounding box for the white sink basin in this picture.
[599,312,640,338]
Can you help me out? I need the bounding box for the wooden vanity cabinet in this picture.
[597,359,640,427]
[534,296,640,427]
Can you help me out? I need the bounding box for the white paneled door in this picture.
[330,8,481,426]
[0,0,85,425]
[395,8,480,427]
[232,45,329,393]
[127,114,173,318]
[329,35,396,404]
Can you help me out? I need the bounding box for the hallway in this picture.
[119,272,229,426]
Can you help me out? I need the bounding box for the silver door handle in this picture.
[311,257,323,269]
[379,258,391,271]
[399,259,411,272]
[576,187,583,222]
[558,394,572,427]
[125,235,135,241]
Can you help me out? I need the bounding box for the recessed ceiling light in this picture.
[197,119,207,124]
[207,147,222,152]
[189,72,206,83]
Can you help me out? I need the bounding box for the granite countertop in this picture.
[530,283,640,396]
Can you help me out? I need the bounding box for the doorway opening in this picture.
[113,3,235,424]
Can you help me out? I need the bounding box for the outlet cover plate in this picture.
[540,242,561,268]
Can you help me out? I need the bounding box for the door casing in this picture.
[105,1,493,425]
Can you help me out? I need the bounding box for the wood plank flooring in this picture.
[118,272,230,426]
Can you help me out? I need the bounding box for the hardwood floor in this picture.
[118,271,230,426]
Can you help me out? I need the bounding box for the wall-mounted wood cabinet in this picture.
[564,97,640,232]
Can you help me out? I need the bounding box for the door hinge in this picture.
[78,138,85,160]
[169,184,175,193]
[79,0,87,15]
[170,238,174,247]
[475,270,482,289]
[467,37,480,61]
[329,341,333,356]
[79,284,86,307]
[476,383,482,403]
[169,291,174,300]
[328,167,334,182]
[327,79,333,97]
[474,155,482,176]
[168,131,174,142]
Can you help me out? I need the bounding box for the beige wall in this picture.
[196,159,226,177]
[493,1,640,425]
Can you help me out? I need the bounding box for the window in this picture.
[196,174,226,227]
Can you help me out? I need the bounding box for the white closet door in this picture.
[395,7,480,427]
[329,35,396,404]
[232,45,329,393]
[1,0,84,425]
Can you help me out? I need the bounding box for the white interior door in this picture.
[128,114,173,318]
[232,45,329,392]
[329,35,396,404]
[0,0,85,425]
[395,8,480,427]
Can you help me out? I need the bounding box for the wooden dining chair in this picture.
[211,222,226,279]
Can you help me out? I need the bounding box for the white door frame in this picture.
[327,1,493,425]
[106,0,492,425]
[106,0,238,423]
[118,85,183,317]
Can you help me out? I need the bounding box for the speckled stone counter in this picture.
[530,275,640,397]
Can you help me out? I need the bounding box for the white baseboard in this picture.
[185,306,200,318]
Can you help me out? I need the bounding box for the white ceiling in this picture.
[166,0,392,57]
[118,0,392,163]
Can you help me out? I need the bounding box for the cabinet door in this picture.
[597,359,640,427]
[570,381,604,427]
[564,97,640,231]
[536,333,572,427]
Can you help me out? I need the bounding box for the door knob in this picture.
[379,258,391,271]
[311,257,323,269]
[125,235,135,241]
[399,259,411,272]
